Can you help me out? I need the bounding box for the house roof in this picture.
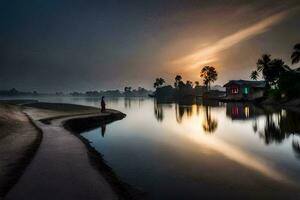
[223,80,266,88]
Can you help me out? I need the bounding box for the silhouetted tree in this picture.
[250,70,258,80]
[256,54,272,87]
[291,43,300,64]
[278,71,300,98]
[255,54,289,87]
[200,66,218,90]
[194,81,200,86]
[174,75,182,88]
[186,80,193,88]
[153,78,165,88]
[124,87,132,92]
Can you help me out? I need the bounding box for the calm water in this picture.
[3,96,300,199]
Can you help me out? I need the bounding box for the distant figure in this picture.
[101,96,106,112]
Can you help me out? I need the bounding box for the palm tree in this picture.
[291,43,300,64]
[268,59,290,86]
[200,66,218,90]
[250,70,258,80]
[194,81,200,86]
[174,75,182,88]
[154,78,165,88]
[256,54,272,76]
[254,54,290,87]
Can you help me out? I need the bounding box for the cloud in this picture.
[173,9,291,70]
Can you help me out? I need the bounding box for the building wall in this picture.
[226,85,243,100]
[225,85,264,100]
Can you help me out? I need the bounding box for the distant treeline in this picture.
[70,87,152,97]
[0,87,152,97]
[0,88,40,96]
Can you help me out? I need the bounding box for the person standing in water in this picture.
[101,96,106,112]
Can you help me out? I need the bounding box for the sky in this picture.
[0,0,300,92]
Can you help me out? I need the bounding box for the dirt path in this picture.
[5,112,121,200]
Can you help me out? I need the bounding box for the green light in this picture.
[244,87,249,94]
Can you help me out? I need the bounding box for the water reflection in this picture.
[175,104,193,124]
[154,101,164,122]
[202,106,218,134]
[292,138,300,158]
[74,97,300,199]
[153,99,300,146]
[100,124,106,137]
[124,97,131,108]
[224,103,300,160]
[154,98,219,133]
[226,103,264,120]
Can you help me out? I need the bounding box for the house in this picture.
[223,80,266,101]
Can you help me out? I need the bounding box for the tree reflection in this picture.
[202,106,218,134]
[154,102,164,122]
[256,110,300,145]
[124,97,131,108]
[175,104,193,124]
[153,100,173,122]
[225,102,300,159]
[259,114,285,144]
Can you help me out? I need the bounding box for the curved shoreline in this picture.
[0,104,42,198]
[62,113,143,200]
[4,102,140,200]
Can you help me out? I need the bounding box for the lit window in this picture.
[243,87,249,94]
[231,88,239,94]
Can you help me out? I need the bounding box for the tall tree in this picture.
[255,54,289,87]
[250,70,258,80]
[200,66,218,90]
[174,75,182,88]
[153,78,165,88]
[291,43,300,64]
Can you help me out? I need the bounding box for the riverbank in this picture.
[0,103,41,198]
[1,101,139,200]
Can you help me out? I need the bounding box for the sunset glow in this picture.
[164,105,292,183]
[173,10,291,71]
